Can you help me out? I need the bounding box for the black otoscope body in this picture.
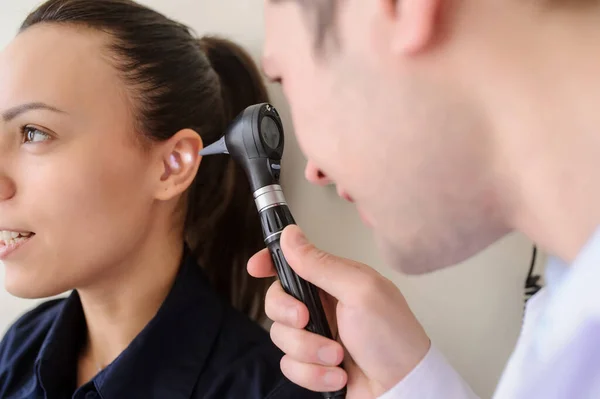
[200,103,347,399]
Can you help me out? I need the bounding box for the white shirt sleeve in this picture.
[378,344,479,399]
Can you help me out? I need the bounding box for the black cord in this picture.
[524,245,542,304]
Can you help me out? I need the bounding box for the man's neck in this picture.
[472,8,600,263]
[494,16,600,262]
[509,139,600,264]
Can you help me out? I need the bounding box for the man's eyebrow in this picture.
[2,102,67,123]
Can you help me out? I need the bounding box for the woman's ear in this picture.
[154,128,203,201]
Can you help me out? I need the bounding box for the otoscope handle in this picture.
[262,206,332,337]
[259,205,347,399]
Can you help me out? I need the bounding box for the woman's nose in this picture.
[0,174,16,201]
[304,161,332,186]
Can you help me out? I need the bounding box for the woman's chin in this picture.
[3,270,67,300]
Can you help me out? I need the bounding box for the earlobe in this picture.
[386,0,441,54]
[155,129,203,201]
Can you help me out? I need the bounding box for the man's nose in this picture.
[305,161,332,186]
[0,173,16,201]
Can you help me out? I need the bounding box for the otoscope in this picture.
[200,103,347,399]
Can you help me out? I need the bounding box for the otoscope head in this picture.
[199,103,285,192]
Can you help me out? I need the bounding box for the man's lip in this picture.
[357,207,374,228]
[333,189,374,227]
[336,189,354,203]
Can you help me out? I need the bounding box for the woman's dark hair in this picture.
[21,0,272,322]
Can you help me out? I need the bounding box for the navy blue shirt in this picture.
[0,249,321,399]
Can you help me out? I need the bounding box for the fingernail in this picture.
[324,370,343,388]
[318,346,339,365]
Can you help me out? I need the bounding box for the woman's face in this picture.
[0,24,163,298]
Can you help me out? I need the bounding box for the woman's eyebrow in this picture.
[2,102,67,123]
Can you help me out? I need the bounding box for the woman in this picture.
[0,1,322,398]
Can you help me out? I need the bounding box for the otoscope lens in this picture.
[260,116,281,150]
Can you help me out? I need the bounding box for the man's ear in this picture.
[381,0,442,54]
[154,128,203,201]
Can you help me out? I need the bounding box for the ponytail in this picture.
[186,37,272,322]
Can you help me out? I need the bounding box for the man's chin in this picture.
[376,236,453,276]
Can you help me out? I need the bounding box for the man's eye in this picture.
[21,126,51,143]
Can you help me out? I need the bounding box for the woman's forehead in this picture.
[0,24,127,116]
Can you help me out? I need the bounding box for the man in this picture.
[250,0,600,398]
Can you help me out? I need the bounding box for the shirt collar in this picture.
[35,246,224,399]
[532,227,600,363]
[544,227,600,293]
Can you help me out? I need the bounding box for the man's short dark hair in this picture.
[275,0,339,50]
[302,0,338,49]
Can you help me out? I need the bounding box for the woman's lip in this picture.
[0,227,33,233]
[0,235,34,261]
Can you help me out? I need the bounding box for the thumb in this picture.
[281,225,376,303]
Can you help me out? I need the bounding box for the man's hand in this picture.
[248,225,431,398]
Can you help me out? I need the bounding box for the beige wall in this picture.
[0,1,540,397]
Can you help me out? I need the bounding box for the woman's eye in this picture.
[22,126,51,144]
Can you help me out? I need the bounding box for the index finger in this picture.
[247,248,277,278]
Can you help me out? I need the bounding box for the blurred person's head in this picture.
[263,0,600,272]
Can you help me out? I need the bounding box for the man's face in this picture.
[263,0,510,273]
